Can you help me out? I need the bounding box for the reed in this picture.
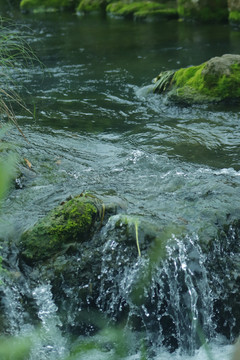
[0,17,38,133]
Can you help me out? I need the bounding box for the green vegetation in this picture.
[20,0,78,13]
[0,19,36,133]
[106,1,178,20]
[20,194,100,262]
[0,336,32,360]
[172,62,240,101]
[0,128,18,276]
[229,10,240,23]
[77,0,106,13]
[19,0,178,19]
[0,130,17,203]
[153,56,240,104]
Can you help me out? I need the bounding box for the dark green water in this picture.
[1,12,240,359]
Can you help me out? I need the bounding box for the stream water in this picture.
[0,10,240,360]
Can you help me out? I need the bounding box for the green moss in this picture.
[134,7,178,20]
[77,0,106,13]
[20,0,77,12]
[106,1,177,19]
[20,195,99,263]
[172,62,240,102]
[229,11,240,23]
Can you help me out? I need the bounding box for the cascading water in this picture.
[29,283,69,360]
[96,216,216,356]
[0,269,68,359]
[0,213,238,359]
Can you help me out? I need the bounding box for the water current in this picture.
[0,10,240,360]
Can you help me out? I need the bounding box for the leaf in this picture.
[24,158,32,169]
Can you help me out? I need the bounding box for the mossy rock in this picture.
[106,1,177,20]
[134,7,178,20]
[20,194,107,263]
[153,54,240,105]
[20,0,78,12]
[77,0,107,13]
[229,10,240,24]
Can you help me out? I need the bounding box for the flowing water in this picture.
[0,10,240,360]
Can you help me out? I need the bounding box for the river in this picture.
[0,10,240,360]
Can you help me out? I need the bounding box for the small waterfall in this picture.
[1,277,34,336]
[1,270,68,359]
[1,215,238,359]
[96,215,216,355]
[29,283,69,360]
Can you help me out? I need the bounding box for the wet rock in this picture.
[205,219,240,340]
[19,212,167,334]
[153,54,240,105]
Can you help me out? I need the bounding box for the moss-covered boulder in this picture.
[153,54,240,105]
[19,193,116,263]
[177,0,228,23]
[20,0,78,13]
[228,0,240,24]
[106,0,178,20]
[76,0,107,13]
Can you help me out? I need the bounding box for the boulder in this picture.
[153,54,240,105]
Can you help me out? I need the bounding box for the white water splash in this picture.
[29,283,69,360]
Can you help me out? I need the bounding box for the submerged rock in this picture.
[153,54,240,105]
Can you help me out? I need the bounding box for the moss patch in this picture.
[172,62,240,102]
[106,1,177,20]
[20,0,77,12]
[20,195,100,263]
[153,54,240,104]
[77,0,106,13]
[229,11,240,23]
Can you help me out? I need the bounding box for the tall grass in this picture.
[0,17,38,135]
[0,16,37,280]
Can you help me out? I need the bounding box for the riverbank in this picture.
[1,0,238,25]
